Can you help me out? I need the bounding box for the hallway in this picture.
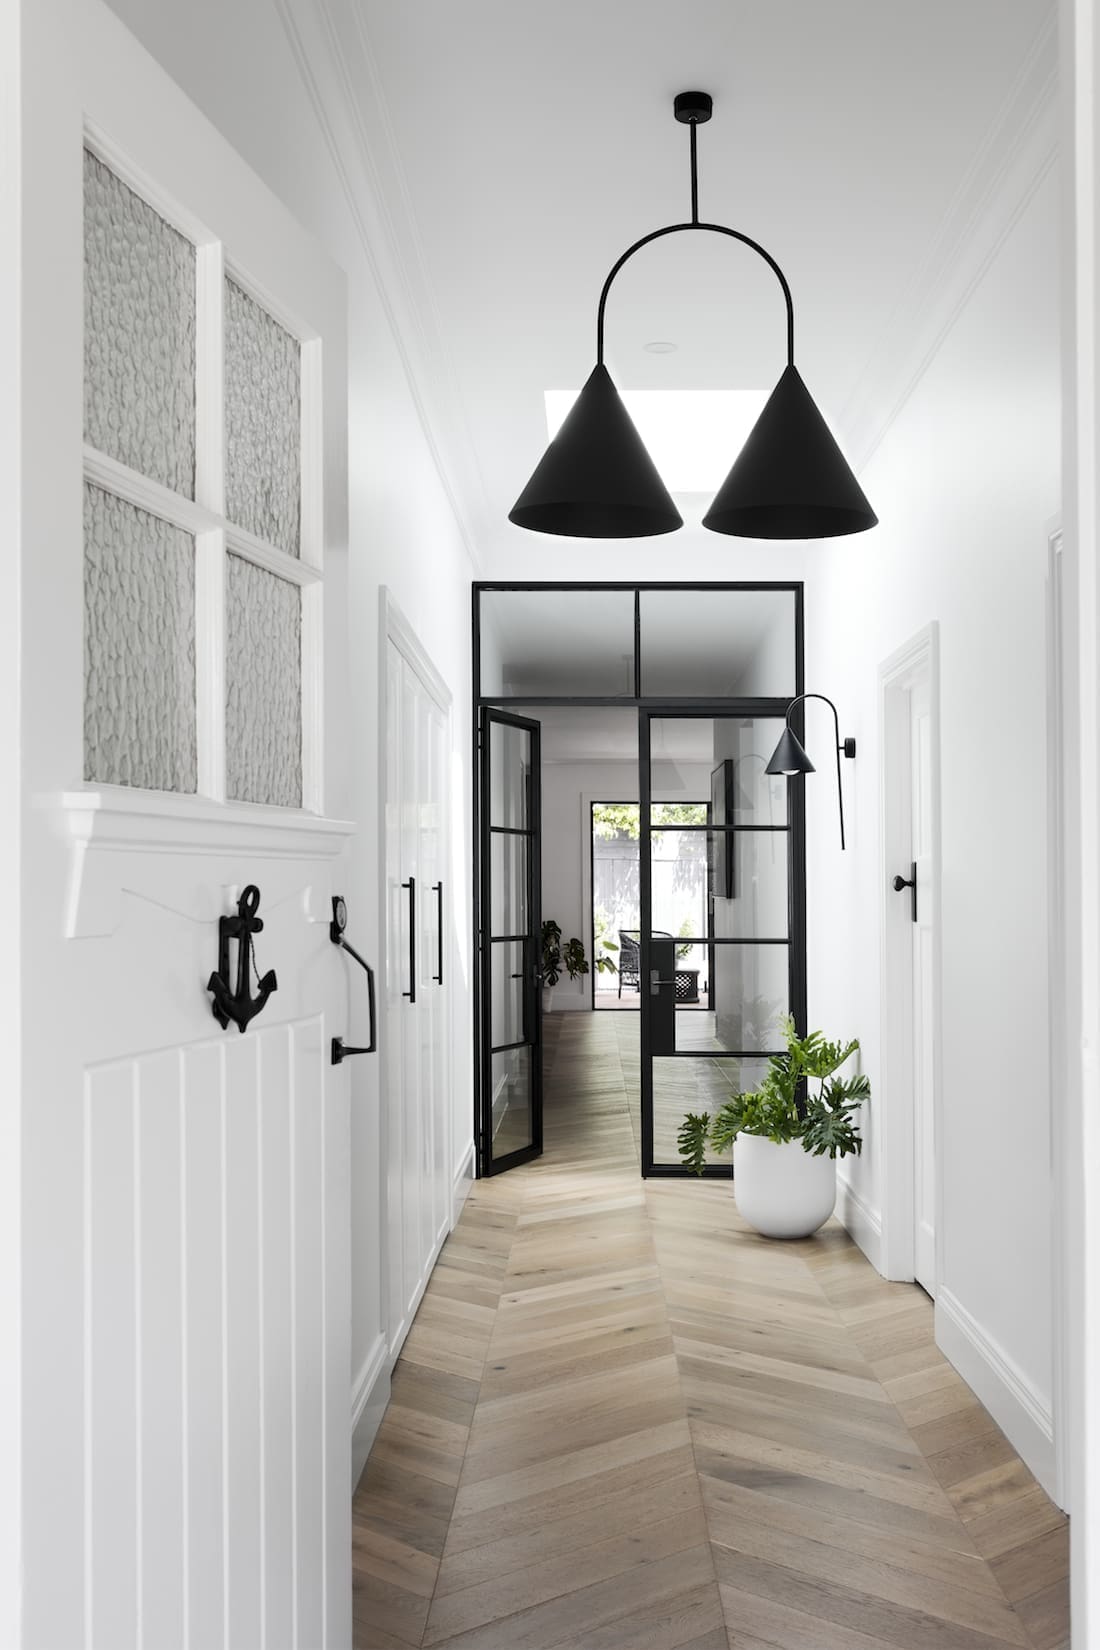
[352,1015,1069,1650]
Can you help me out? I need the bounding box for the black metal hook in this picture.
[330,895,378,1063]
[207,883,278,1033]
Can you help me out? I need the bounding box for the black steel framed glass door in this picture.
[478,707,543,1173]
[639,708,806,1175]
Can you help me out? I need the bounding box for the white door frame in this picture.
[878,622,943,1285]
[378,588,454,1357]
[1046,521,1070,1510]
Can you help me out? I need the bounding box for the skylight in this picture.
[544,388,767,493]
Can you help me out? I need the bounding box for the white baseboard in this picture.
[836,1172,884,1273]
[350,1332,389,1491]
[936,1286,1060,1503]
[452,1140,474,1222]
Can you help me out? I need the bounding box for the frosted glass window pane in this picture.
[83,150,196,497]
[226,556,302,806]
[83,483,197,792]
[224,279,301,555]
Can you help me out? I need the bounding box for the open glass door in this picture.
[639,709,807,1174]
[478,707,543,1172]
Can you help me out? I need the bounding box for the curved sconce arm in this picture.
[779,692,857,851]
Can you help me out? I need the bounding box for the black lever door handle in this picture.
[433,880,444,985]
[892,863,918,923]
[402,877,416,1002]
[329,896,378,1063]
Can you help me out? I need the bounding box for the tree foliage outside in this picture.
[591,802,707,844]
[677,1016,870,1173]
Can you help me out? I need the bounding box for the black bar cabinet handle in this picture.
[403,877,417,1002]
[433,881,444,985]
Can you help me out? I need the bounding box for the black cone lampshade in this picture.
[509,364,682,538]
[704,366,877,540]
[765,725,815,776]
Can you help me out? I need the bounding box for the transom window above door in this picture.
[82,141,324,810]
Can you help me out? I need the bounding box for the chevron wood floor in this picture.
[352,1014,1070,1650]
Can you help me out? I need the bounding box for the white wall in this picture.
[807,166,1061,1487]
[540,757,713,1009]
[103,0,478,1457]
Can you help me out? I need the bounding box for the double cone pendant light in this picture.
[510,92,877,541]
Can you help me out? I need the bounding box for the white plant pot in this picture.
[733,1134,836,1239]
[541,985,554,1013]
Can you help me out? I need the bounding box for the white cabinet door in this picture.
[383,628,453,1360]
[8,3,353,1645]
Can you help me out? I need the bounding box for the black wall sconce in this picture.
[208,884,278,1032]
[330,895,378,1065]
[766,693,856,849]
[509,91,877,542]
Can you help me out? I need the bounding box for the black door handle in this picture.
[892,863,918,923]
[329,895,378,1063]
[402,877,416,1002]
[433,881,444,985]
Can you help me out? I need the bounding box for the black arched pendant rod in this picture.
[595,221,795,369]
[785,692,852,851]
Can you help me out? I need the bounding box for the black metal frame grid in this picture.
[472,581,806,1181]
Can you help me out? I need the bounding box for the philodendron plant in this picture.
[678,1015,870,1173]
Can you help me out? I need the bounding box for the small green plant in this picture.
[541,920,592,988]
[592,907,619,976]
[676,918,694,962]
[677,1015,869,1173]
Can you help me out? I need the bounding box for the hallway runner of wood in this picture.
[352,1014,1069,1650]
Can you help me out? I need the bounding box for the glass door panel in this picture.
[479,707,542,1172]
[640,711,805,1172]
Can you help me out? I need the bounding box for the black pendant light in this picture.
[766,693,857,849]
[510,91,877,541]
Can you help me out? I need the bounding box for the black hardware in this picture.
[433,881,444,985]
[207,884,277,1033]
[403,877,417,1002]
[766,692,855,851]
[893,863,918,924]
[329,894,377,1064]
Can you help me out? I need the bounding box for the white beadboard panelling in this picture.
[323,1018,352,1646]
[259,1027,295,1647]
[182,1042,226,1650]
[223,1036,263,1648]
[138,1051,186,1650]
[292,1019,325,1648]
[86,1062,139,1649]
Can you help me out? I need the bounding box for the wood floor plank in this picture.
[349,1012,1067,1650]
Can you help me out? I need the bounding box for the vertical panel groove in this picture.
[219,1050,230,1650]
[257,1038,267,1650]
[288,1042,299,1649]
[178,1050,191,1650]
[132,1066,144,1646]
[82,1080,93,1650]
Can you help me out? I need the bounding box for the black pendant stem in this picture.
[594,102,795,368]
[784,693,856,851]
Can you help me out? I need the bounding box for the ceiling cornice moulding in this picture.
[841,11,1058,472]
[273,0,489,571]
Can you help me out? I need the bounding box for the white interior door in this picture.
[911,678,937,1295]
[384,618,453,1359]
[9,3,353,1645]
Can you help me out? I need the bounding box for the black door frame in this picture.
[472,580,805,1179]
[477,705,544,1175]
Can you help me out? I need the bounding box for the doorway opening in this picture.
[473,582,806,1179]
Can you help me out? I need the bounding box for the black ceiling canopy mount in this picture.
[509,91,877,542]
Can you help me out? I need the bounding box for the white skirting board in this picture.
[836,1172,884,1274]
[936,1287,1060,1505]
[453,1140,475,1220]
[350,1332,390,1491]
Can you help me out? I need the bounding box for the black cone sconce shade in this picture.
[766,694,856,849]
[510,91,877,542]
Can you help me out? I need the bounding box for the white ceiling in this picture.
[351,0,1054,567]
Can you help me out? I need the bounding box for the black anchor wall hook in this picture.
[207,884,278,1033]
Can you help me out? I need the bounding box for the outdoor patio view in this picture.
[591,802,710,1010]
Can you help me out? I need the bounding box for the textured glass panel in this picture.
[83,150,196,496]
[226,556,302,806]
[224,278,301,554]
[84,483,196,791]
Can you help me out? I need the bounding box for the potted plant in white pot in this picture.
[677,1015,870,1238]
[540,919,591,1011]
